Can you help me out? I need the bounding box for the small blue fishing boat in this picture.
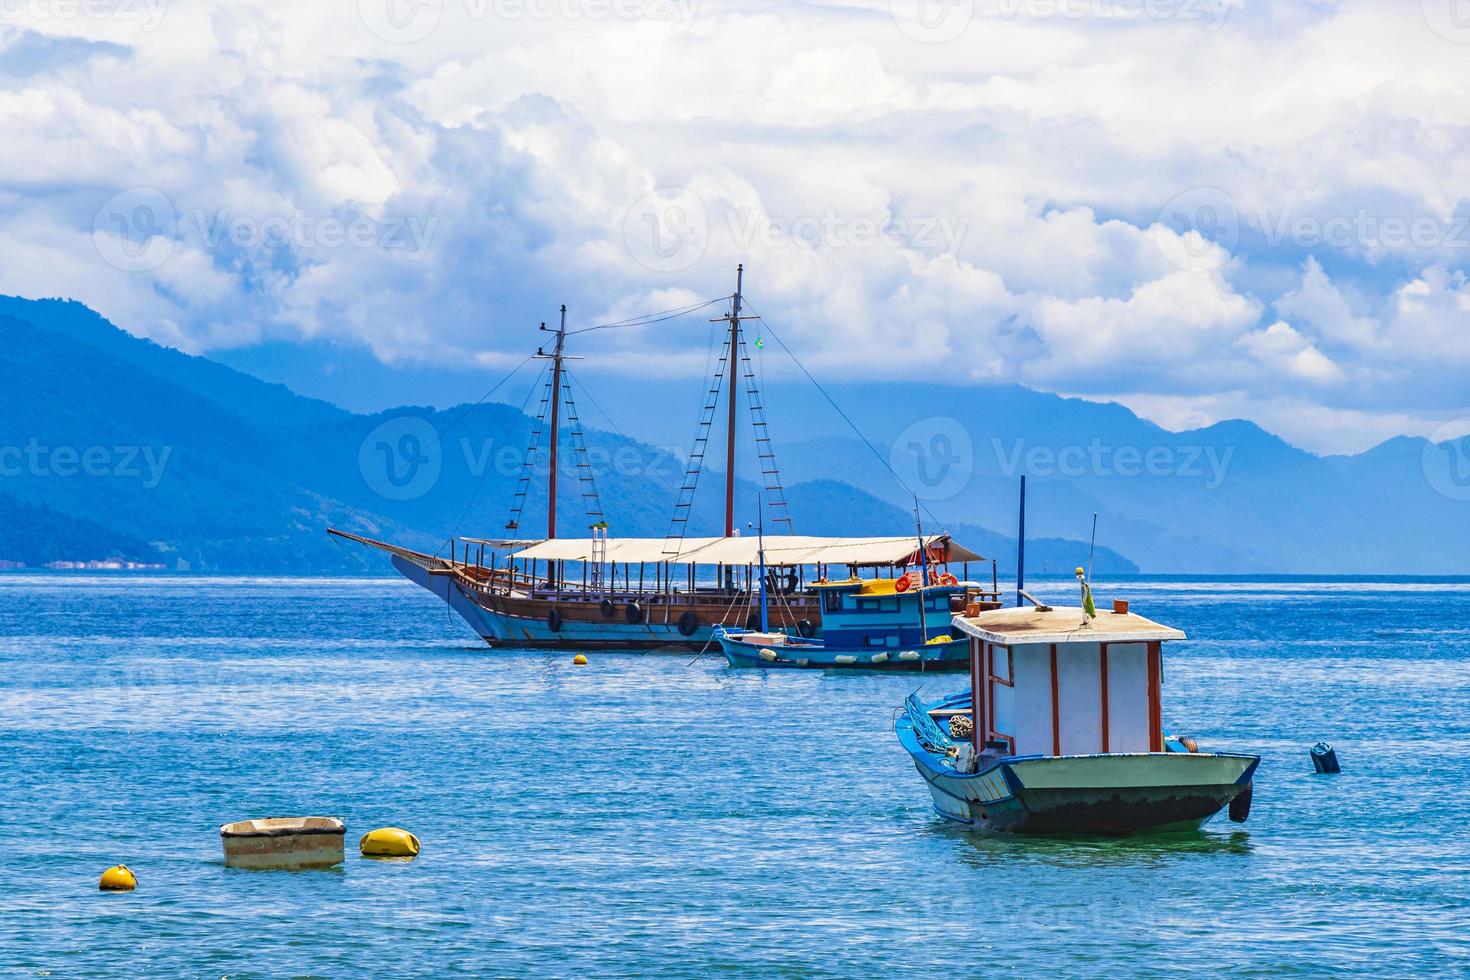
[715,513,998,669]
[897,601,1259,834]
[716,573,981,669]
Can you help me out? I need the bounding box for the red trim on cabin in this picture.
[1049,644,1061,757]
[986,643,996,746]
[970,639,984,754]
[984,644,1016,753]
[1146,640,1163,752]
[1099,643,1110,753]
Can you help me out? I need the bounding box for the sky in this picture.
[1,0,1468,454]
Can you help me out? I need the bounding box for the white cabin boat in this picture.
[897,603,1258,835]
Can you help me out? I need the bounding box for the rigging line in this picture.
[440,359,550,555]
[562,366,625,439]
[331,353,536,528]
[570,297,727,335]
[495,359,557,542]
[688,585,754,666]
[741,302,950,535]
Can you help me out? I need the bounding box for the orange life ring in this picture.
[943,573,959,587]
[895,574,911,593]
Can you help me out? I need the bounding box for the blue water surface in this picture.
[2,574,1468,976]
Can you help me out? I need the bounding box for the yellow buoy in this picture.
[359,827,420,858]
[573,654,588,665]
[99,865,136,891]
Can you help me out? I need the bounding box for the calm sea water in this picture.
[2,574,1468,976]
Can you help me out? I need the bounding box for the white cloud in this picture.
[0,0,1467,454]
[1237,321,1345,384]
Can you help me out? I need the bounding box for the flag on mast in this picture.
[1075,566,1097,620]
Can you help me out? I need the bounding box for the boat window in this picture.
[855,597,899,613]
[823,591,842,613]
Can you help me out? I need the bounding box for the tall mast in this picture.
[724,264,743,537]
[545,305,567,539]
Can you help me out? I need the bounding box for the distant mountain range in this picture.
[2,294,1465,574]
[0,296,1129,575]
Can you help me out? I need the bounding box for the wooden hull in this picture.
[392,555,821,651]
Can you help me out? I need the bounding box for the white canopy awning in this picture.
[497,533,982,567]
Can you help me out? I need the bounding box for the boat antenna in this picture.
[1015,475,1026,608]
[1087,511,1098,583]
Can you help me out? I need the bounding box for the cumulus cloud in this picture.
[0,0,1466,453]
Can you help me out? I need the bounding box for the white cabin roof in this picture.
[495,534,982,567]
[951,605,1186,646]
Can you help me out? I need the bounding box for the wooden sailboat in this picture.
[330,266,998,650]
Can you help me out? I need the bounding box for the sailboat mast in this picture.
[724,264,743,537]
[546,305,567,539]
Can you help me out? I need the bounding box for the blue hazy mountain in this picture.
[3,295,1464,573]
[0,297,1126,574]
